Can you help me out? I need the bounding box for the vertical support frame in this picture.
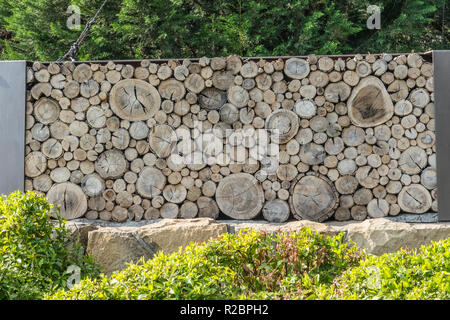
[434,51,450,222]
[0,61,26,196]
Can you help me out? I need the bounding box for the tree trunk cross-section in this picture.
[136,166,166,199]
[198,88,227,110]
[265,109,299,144]
[216,173,264,219]
[46,182,87,220]
[262,199,290,222]
[149,124,177,158]
[289,173,338,222]
[398,184,432,214]
[284,58,310,79]
[94,149,128,179]
[110,79,161,121]
[347,76,394,127]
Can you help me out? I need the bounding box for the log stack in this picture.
[24,53,437,222]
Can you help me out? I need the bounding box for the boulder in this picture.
[86,218,227,274]
[340,218,450,255]
[66,217,450,274]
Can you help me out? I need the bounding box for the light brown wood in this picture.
[198,87,227,110]
[262,199,290,222]
[212,71,234,91]
[220,103,239,124]
[42,138,63,159]
[136,166,166,199]
[185,74,205,94]
[318,57,334,72]
[197,196,220,219]
[216,173,264,219]
[34,98,60,125]
[95,149,128,179]
[399,146,427,174]
[179,201,198,219]
[355,166,380,189]
[309,71,329,87]
[284,58,310,79]
[289,173,338,222]
[46,182,87,220]
[81,173,104,197]
[324,82,351,103]
[227,85,249,108]
[342,126,365,146]
[276,164,298,181]
[50,167,70,183]
[265,109,299,144]
[145,207,160,220]
[335,175,358,194]
[226,55,242,74]
[388,80,408,102]
[163,184,187,204]
[149,124,177,158]
[110,79,161,121]
[112,206,128,222]
[351,205,367,221]
[347,76,394,127]
[158,79,186,101]
[409,88,430,108]
[300,143,326,165]
[73,64,92,82]
[33,174,52,192]
[398,184,431,213]
[294,99,316,119]
[240,61,258,78]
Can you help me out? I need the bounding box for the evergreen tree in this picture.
[0,0,448,61]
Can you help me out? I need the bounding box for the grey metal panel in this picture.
[0,61,26,196]
[433,51,450,222]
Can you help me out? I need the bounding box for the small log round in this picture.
[265,109,299,144]
[216,173,264,219]
[289,173,338,222]
[197,196,220,219]
[284,58,310,79]
[136,166,166,199]
[81,173,105,197]
[198,88,227,110]
[110,79,161,121]
[46,182,87,220]
[95,149,128,179]
[398,184,432,214]
[179,201,198,219]
[262,199,290,223]
[347,76,394,127]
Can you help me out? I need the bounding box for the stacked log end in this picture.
[25,53,437,222]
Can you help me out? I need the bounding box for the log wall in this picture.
[24,53,437,222]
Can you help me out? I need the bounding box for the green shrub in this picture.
[312,239,450,300]
[48,229,363,300]
[0,191,100,299]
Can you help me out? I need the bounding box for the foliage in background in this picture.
[0,0,448,61]
[0,191,100,300]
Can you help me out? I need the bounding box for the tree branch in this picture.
[57,0,108,63]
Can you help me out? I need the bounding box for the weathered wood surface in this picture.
[25,53,436,222]
[216,173,264,219]
[289,174,338,222]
